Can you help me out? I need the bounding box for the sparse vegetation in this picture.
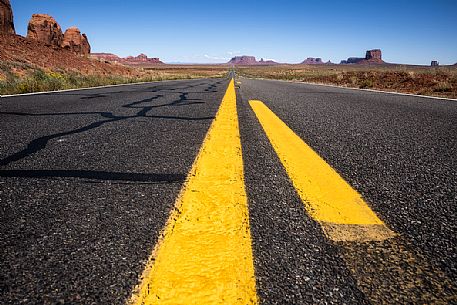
[236,65,457,99]
[0,62,228,95]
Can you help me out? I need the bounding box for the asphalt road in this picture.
[0,78,228,304]
[238,77,457,304]
[1,76,456,304]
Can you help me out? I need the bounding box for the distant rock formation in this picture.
[301,57,324,65]
[228,56,257,65]
[91,53,121,62]
[366,49,382,61]
[341,57,364,64]
[0,0,15,34]
[27,14,63,47]
[91,53,163,65]
[228,55,278,65]
[124,54,163,64]
[431,61,439,67]
[62,27,91,55]
[341,49,385,65]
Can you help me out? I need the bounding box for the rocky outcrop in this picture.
[91,53,122,62]
[124,54,163,64]
[62,27,91,55]
[0,0,15,34]
[90,53,163,65]
[0,34,133,78]
[123,54,163,64]
[366,49,382,61]
[228,55,278,65]
[228,56,257,65]
[341,49,385,65]
[27,14,63,47]
[302,57,324,65]
[82,34,90,55]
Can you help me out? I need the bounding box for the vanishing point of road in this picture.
[1,74,456,304]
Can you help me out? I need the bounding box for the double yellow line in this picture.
[130,79,394,305]
[249,100,395,243]
[130,79,257,305]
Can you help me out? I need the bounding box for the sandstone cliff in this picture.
[0,0,14,34]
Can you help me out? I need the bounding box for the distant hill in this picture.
[91,53,163,66]
[228,56,279,65]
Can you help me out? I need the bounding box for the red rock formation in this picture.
[27,14,63,47]
[136,53,148,61]
[366,49,382,61]
[123,54,163,64]
[81,34,90,55]
[228,56,279,65]
[90,53,163,65]
[0,34,133,77]
[91,53,122,62]
[228,56,257,65]
[341,49,385,65]
[0,0,15,34]
[62,27,90,55]
[302,57,324,65]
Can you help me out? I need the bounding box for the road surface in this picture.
[1,76,456,304]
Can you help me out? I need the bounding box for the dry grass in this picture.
[0,63,228,95]
[237,65,457,99]
[141,65,228,81]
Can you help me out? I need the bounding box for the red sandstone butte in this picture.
[365,49,382,61]
[301,57,325,64]
[62,27,91,55]
[228,56,258,65]
[27,14,63,47]
[228,56,279,65]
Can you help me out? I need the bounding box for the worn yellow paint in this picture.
[249,100,395,242]
[130,80,258,305]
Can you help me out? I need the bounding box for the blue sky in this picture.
[10,0,457,65]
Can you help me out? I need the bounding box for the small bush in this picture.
[359,79,374,89]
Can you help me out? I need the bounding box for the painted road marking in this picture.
[249,100,395,242]
[130,79,258,305]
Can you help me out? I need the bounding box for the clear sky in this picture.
[10,0,457,65]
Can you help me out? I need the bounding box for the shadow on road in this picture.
[0,80,225,168]
[0,169,185,183]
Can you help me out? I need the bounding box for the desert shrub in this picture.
[359,79,374,89]
[433,81,452,92]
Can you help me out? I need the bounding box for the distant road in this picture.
[1,77,456,304]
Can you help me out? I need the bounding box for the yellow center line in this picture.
[130,80,258,305]
[249,100,396,242]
